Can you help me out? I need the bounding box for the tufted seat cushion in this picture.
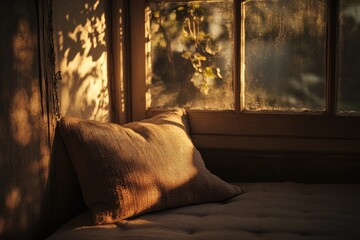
[47,182,360,240]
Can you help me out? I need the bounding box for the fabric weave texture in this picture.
[59,109,243,224]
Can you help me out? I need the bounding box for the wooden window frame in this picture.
[120,0,360,153]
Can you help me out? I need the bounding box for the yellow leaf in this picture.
[154,11,160,19]
[204,67,217,78]
[181,51,192,60]
[169,12,176,21]
[194,53,206,61]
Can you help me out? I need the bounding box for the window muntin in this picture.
[146,0,332,113]
[338,0,360,114]
[146,0,234,110]
[241,0,326,112]
[126,0,360,151]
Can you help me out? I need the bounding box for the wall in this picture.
[0,0,111,239]
[53,0,111,122]
[0,0,53,238]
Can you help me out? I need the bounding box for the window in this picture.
[146,1,234,110]
[338,0,360,114]
[242,1,326,112]
[126,0,360,152]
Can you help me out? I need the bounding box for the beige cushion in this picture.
[47,183,360,240]
[59,109,243,224]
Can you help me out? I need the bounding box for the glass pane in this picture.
[338,0,360,114]
[146,1,234,110]
[242,0,326,112]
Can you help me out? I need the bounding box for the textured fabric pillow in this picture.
[59,109,243,224]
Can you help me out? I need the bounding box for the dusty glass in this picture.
[242,0,326,112]
[338,0,360,114]
[146,1,234,110]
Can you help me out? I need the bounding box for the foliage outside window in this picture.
[145,0,360,115]
[338,0,360,114]
[146,1,234,110]
[242,0,326,112]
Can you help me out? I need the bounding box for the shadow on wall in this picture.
[54,0,110,122]
[0,0,52,238]
[0,0,112,238]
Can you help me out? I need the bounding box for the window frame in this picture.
[123,0,360,153]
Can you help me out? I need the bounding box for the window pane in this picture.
[338,0,360,114]
[146,1,234,110]
[242,0,326,112]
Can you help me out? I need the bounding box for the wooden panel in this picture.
[192,134,360,153]
[110,0,131,124]
[187,110,360,139]
[146,109,360,140]
[130,0,147,121]
[200,149,360,183]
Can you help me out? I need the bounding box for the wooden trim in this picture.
[129,0,147,121]
[110,0,131,124]
[239,0,245,112]
[186,110,360,139]
[108,0,118,123]
[144,109,360,140]
[123,0,132,123]
[234,0,241,114]
[326,0,339,115]
[333,0,340,115]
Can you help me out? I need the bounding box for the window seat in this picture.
[47,182,360,240]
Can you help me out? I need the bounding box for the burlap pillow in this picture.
[59,109,243,224]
